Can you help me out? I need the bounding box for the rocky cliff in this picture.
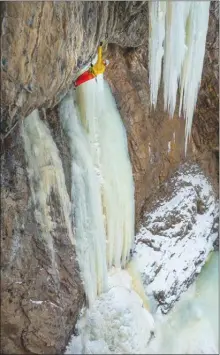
[105,1,219,226]
[1,1,219,354]
[1,1,218,224]
[1,1,148,122]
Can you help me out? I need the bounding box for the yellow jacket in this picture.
[92,44,106,76]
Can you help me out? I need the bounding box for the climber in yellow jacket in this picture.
[92,41,109,75]
[74,42,109,87]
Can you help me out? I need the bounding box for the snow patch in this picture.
[30,299,43,305]
[66,254,218,354]
[134,164,218,313]
[65,269,155,355]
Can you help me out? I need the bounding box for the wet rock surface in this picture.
[134,164,218,314]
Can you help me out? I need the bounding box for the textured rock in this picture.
[1,120,84,354]
[134,164,218,314]
[105,44,187,227]
[1,1,148,124]
[191,1,219,192]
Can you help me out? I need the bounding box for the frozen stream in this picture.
[148,251,219,354]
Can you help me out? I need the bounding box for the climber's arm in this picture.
[93,42,107,75]
[97,42,103,66]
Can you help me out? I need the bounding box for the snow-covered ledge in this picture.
[134,164,218,314]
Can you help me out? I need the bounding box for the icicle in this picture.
[96,77,135,268]
[148,1,166,108]
[179,1,210,153]
[163,2,190,117]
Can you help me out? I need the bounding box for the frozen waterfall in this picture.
[22,110,74,271]
[59,75,134,306]
[148,1,210,152]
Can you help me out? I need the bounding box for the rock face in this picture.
[192,1,219,192]
[105,45,187,226]
[1,119,84,354]
[1,1,148,123]
[134,164,218,314]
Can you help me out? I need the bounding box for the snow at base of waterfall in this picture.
[65,164,218,355]
[134,164,218,314]
[65,269,155,355]
[65,253,218,355]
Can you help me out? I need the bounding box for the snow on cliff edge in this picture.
[134,164,218,314]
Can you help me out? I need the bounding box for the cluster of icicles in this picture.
[148,1,210,152]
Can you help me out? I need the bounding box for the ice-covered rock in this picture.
[134,164,218,313]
